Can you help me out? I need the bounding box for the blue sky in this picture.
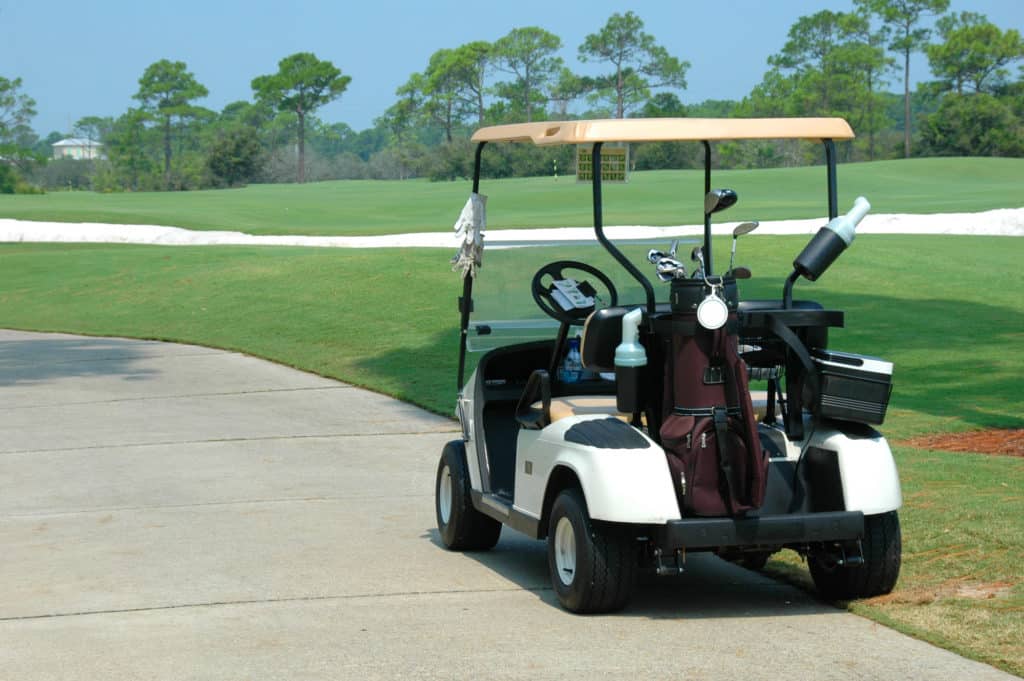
[2,0,1021,136]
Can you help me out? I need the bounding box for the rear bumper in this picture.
[657,510,864,550]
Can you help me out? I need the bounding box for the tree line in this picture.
[1,2,1021,194]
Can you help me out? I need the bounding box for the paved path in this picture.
[0,330,1014,680]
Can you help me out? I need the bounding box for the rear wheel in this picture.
[547,487,636,613]
[810,511,901,600]
[435,441,501,551]
[738,550,774,571]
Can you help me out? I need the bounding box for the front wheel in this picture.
[547,487,636,613]
[810,511,901,600]
[435,441,501,551]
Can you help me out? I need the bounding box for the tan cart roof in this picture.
[471,117,855,145]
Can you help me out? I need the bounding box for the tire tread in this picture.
[810,511,901,600]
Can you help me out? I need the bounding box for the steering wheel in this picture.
[531,260,618,324]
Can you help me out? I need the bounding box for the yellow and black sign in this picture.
[576,146,629,183]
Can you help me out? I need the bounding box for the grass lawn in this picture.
[0,233,1021,673]
[0,157,1022,235]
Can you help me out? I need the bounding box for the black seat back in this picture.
[580,306,630,373]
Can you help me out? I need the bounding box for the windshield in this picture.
[466,237,697,352]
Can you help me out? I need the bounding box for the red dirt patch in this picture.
[868,578,1014,606]
[901,429,1024,457]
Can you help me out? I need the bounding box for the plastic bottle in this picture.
[559,338,583,384]
[825,195,871,245]
[793,196,871,281]
[614,308,647,413]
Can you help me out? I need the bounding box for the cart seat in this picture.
[540,395,631,423]
[536,391,769,424]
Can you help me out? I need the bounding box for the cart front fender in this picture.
[515,415,682,525]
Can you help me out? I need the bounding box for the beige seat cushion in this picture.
[536,391,770,424]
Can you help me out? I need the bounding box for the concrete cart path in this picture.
[0,330,1013,680]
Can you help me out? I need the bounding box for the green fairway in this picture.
[0,234,1021,674]
[1,157,1022,235]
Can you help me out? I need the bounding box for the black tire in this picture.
[547,487,636,613]
[810,510,901,601]
[435,441,501,551]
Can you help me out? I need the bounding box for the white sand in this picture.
[1,207,1021,249]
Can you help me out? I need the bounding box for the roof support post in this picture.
[592,143,656,315]
[824,138,838,220]
[703,141,713,275]
[457,142,488,391]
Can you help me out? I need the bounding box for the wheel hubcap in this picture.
[439,464,453,525]
[554,516,577,586]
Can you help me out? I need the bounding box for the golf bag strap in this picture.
[712,406,735,515]
[765,313,816,376]
[716,329,743,515]
[673,406,741,417]
[765,313,821,440]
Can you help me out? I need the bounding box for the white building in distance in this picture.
[52,138,105,160]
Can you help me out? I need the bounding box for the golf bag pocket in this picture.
[661,409,761,517]
[656,303,768,517]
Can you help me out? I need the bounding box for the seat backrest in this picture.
[580,306,634,373]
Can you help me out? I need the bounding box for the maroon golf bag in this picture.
[658,279,768,517]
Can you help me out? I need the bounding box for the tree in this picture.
[134,60,209,188]
[919,92,1023,156]
[375,83,426,180]
[448,41,492,127]
[768,10,854,114]
[73,115,113,144]
[420,50,475,142]
[493,27,562,122]
[0,76,38,165]
[858,0,950,157]
[547,68,589,119]
[845,8,895,159]
[106,108,154,191]
[207,128,263,187]
[252,52,350,183]
[638,92,687,118]
[926,12,1024,94]
[578,11,689,118]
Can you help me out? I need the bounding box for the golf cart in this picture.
[435,118,901,613]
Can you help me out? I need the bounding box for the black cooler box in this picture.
[811,349,893,425]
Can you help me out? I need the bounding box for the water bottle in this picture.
[614,308,647,413]
[559,338,583,383]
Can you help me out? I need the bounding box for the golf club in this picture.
[647,249,666,264]
[704,188,738,215]
[731,266,752,279]
[728,221,759,273]
[690,246,705,278]
[656,257,686,281]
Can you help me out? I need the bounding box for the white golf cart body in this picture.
[438,118,902,611]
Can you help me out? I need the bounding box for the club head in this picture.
[704,188,738,215]
[733,221,759,237]
[690,246,704,265]
[656,257,686,281]
[647,249,666,264]
[730,266,752,279]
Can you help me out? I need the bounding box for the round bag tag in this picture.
[697,286,729,330]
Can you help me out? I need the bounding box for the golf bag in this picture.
[658,279,768,517]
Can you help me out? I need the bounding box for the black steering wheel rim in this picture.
[530,260,618,324]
